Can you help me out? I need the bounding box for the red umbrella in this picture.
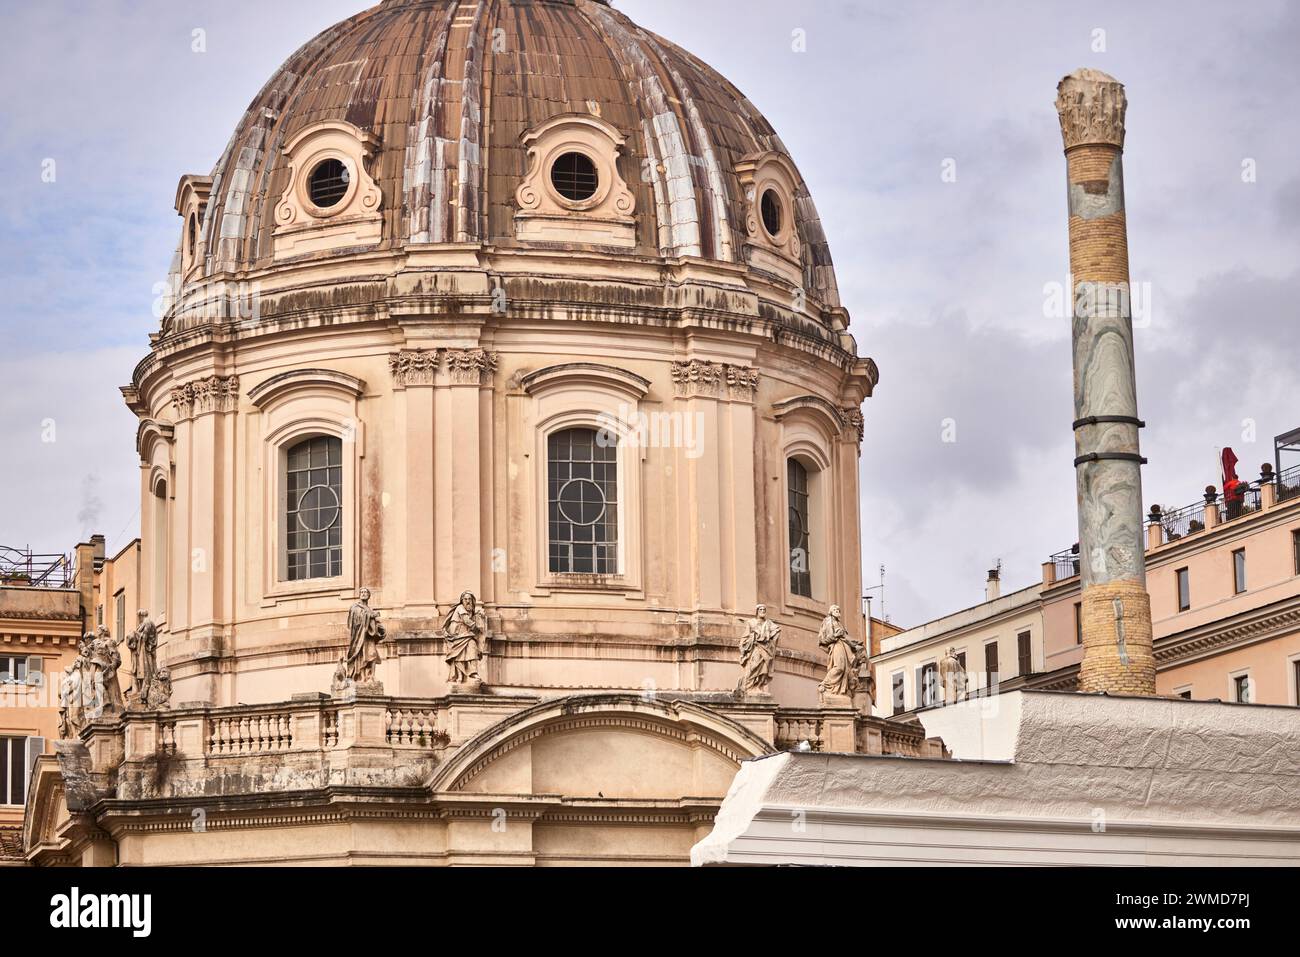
[1222,447,1243,502]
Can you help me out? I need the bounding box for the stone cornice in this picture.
[1154,594,1300,666]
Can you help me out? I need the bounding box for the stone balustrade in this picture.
[74,694,941,806]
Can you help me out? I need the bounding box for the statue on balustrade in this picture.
[736,604,781,697]
[88,626,125,719]
[443,591,488,692]
[341,587,387,689]
[817,605,865,703]
[127,609,159,707]
[939,646,967,705]
[146,667,174,710]
[57,656,88,739]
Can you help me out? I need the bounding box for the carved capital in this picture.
[1055,68,1127,150]
[446,349,499,386]
[389,349,442,387]
[670,361,760,400]
[170,374,239,420]
[840,406,864,443]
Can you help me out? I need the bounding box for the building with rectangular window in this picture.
[873,571,1046,717]
[0,542,89,854]
[873,467,1300,717]
[1041,468,1300,706]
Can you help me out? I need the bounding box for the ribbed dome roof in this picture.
[197,0,841,307]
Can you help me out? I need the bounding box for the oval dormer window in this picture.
[308,159,351,209]
[760,188,783,239]
[550,151,599,202]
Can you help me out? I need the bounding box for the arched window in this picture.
[285,436,343,581]
[548,427,618,574]
[151,479,168,618]
[788,458,812,597]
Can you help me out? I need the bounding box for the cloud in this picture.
[1,0,1297,629]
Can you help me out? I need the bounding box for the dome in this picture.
[191,0,841,310]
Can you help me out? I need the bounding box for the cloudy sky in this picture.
[1,0,1297,626]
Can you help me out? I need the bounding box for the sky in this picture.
[1,0,1297,626]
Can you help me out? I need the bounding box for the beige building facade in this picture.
[875,463,1300,719]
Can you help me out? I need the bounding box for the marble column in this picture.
[1055,68,1155,695]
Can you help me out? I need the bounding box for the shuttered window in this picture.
[984,642,999,692]
[1017,631,1033,676]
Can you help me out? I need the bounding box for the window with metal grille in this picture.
[550,152,599,202]
[760,189,783,238]
[788,459,811,597]
[308,159,351,208]
[548,428,618,575]
[285,436,343,581]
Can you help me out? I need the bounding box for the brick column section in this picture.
[1055,69,1156,695]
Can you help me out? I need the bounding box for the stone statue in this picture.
[443,591,487,691]
[342,587,386,686]
[127,609,159,707]
[817,605,863,701]
[736,604,780,696]
[146,667,174,710]
[939,646,966,705]
[87,627,125,719]
[58,659,87,739]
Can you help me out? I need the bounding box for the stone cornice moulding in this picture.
[520,363,650,401]
[247,368,365,410]
[170,374,240,420]
[669,360,759,401]
[1154,595,1300,666]
[1055,68,1127,150]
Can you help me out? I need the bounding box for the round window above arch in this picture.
[307,159,351,209]
[760,188,784,239]
[550,151,600,202]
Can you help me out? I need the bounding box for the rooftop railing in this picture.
[1049,547,1081,581]
[0,545,74,589]
[1279,464,1300,504]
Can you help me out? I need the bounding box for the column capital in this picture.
[1056,68,1127,150]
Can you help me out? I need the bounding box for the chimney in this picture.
[1055,69,1156,696]
[985,568,1001,602]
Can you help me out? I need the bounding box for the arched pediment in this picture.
[519,363,650,402]
[773,393,845,437]
[135,419,174,463]
[247,368,366,410]
[429,694,774,796]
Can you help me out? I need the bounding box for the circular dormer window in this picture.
[760,188,784,239]
[550,151,599,202]
[308,159,351,209]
